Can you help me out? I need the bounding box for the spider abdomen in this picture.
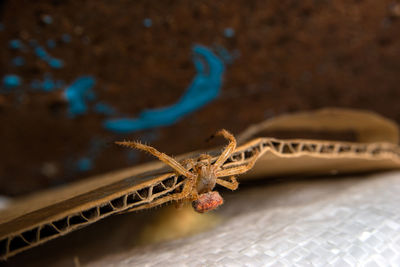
[192,191,224,213]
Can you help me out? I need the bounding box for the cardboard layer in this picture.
[1,108,400,259]
[237,108,400,144]
[1,138,400,259]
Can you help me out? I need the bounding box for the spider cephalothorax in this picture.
[116,129,258,213]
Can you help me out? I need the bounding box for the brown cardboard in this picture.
[1,108,400,260]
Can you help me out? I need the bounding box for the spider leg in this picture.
[119,176,197,214]
[116,141,193,178]
[119,191,188,214]
[216,176,239,190]
[181,158,196,170]
[216,151,259,177]
[181,174,198,199]
[212,129,237,171]
[198,154,213,162]
[171,177,197,209]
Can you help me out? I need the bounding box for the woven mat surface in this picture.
[88,171,400,266]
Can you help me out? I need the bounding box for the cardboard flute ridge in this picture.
[1,108,400,260]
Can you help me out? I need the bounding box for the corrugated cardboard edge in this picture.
[4,108,396,224]
[1,108,400,259]
[1,137,400,259]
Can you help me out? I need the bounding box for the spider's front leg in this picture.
[115,141,192,178]
[116,141,200,210]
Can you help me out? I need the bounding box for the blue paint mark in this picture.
[63,76,96,117]
[35,46,49,60]
[3,75,22,89]
[34,45,64,68]
[42,15,53,24]
[94,102,117,115]
[104,45,227,133]
[74,137,108,172]
[143,18,152,28]
[30,74,64,92]
[47,39,56,49]
[70,138,106,172]
[42,75,56,92]
[9,39,23,49]
[224,28,235,38]
[62,34,71,43]
[12,57,25,67]
[48,58,64,69]
[76,157,92,172]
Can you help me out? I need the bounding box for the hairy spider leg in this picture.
[181,158,196,169]
[216,176,239,190]
[197,154,213,162]
[177,158,201,200]
[115,141,193,178]
[215,150,259,177]
[212,129,237,170]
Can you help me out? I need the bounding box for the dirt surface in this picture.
[1,0,400,196]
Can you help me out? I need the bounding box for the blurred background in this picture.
[1,0,400,197]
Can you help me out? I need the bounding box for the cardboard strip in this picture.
[1,108,400,259]
[237,108,399,144]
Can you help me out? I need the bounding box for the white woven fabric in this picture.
[90,171,400,266]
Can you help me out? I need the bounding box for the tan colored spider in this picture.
[116,129,258,213]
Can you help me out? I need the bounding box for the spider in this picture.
[116,129,258,213]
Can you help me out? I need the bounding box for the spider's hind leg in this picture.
[213,129,237,170]
[216,176,239,191]
[216,150,260,177]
